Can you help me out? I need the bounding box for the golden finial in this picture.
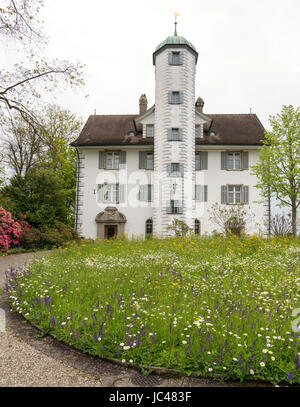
[174,12,180,36]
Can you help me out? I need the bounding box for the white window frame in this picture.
[170,163,181,177]
[170,200,181,214]
[145,152,154,170]
[171,51,180,65]
[103,184,119,203]
[227,185,242,204]
[171,91,180,104]
[106,152,120,170]
[145,218,153,235]
[146,124,154,138]
[227,152,241,171]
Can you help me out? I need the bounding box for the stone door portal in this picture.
[95,206,126,238]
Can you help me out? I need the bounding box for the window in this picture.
[221,185,249,205]
[106,152,120,169]
[168,51,183,65]
[167,163,184,177]
[146,218,153,235]
[139,151,154,170]
[167,200,183,214]
[168,91,183,104]
[99,151,126,169]
[195,185,208,202]
[195,151,208,170]
[97,184,124,203]
[221,152,249,171]
[146,124,154,137]
[146,152,153,169]
[194,219,200,235]
[227,152,241,170]
[227,185,241,204]
[172,52,180,65]
[171,91,179,104]
[167,128,182,141]
[139,185,152,201]
[195,125,200,138]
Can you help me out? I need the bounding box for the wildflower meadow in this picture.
[6,234,300,384]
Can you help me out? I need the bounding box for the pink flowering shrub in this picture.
[0,207,23,252]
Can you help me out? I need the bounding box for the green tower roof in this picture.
[155,35,196,52]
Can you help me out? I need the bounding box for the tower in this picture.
[152,18,198,235]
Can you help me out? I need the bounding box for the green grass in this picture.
[6,234,300,384]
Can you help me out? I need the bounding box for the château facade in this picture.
[71,28,267,239]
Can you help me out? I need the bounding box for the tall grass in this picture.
[6,234,300,384]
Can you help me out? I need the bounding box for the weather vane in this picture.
[174,11,180,36]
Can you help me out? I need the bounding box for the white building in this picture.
[71,27,268,239]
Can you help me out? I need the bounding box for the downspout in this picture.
[75,146,80,233]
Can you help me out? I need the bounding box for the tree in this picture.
[0,105,82,223]
[0,0,84,128]
[251,105,300,237]
[0,114,42,176]
[2,168,70,227]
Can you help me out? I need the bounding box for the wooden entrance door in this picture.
[104,225,118,239]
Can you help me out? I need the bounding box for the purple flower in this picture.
[51,316,55,327]
[288,372,294,381]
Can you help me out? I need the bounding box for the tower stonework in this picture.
[152,36,198,235]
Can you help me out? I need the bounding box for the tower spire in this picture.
[174,11,180,36]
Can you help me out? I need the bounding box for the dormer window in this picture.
[195,124,203,138]
[146,124,154,137]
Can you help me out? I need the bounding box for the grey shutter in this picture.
[204,185,208,202]
[242,185,249,204]
[178,200,183,214]
[140,185,146,201]
[168,91,172,104]
[97,184,104,202]
[99,151,105,169]
[166,201,171,214]
[195,185,200,201]
[167,128,172,141]
[168,52,172,65]
[167,163,171,176]
[221,152,227,170]
[139,151,145,169]
[179,128,183,141]
[200,151,208,170]
[119,184,125,203]
[180,164,184,177]
[179,52,183,65]
[179,91,183,104]
[195,153,200,170]
[120,151,126,165]
[148,185,152,201]
[242,152,249,170]
[221,185,227,204]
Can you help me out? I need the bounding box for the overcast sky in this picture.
[31,0,300,130]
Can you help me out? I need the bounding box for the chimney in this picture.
[139,94,148,115]
[196,97,204,113]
